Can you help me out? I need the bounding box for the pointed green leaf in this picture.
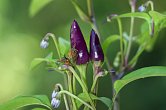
[71,0,90,23]
[114,66,166,95]
[30,52,53,70]
[149,11,166,23]
[136,11,166,51]
[0,95,51,110]
[76,93,112,109]
[107,12,153,36]
[29,0,53,17]
[58,37,70,55]
[108,12,151,21]
[30,58,48,70]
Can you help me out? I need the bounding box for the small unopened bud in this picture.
[51,98,60,108]
[109,68,116,77]
[58,65,69,71]
[97,69,108,77]
[107,14,118,22]
[52,90,58,98]
[40,40,49,49]
[138,5,146,12]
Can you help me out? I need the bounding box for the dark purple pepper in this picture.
[70,20,89,65]
[90,29,104,62]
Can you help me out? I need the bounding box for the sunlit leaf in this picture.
[30,52,53,70]
[32,108,48,110]
[29,0,53,17]
[76,93,112,109]
[0,95,52,110]
[108,12,151,22]
[107,12,153,36]
[58,37,70,55]
[45,52,53,60]
[114,66,166,95]
[149,11,166,23]
[117,12,149,20]
[71,0,90,23]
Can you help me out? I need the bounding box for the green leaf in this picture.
[108,12,153,37]
[0,95,52,110]
[137,11,166,51]
[114,66,166,95]
[103,35,119,54]
[149,11,166,24]
[109,12,151,21]
[30,52,53,70]
[58,37,70,55]
[30,58,48,70]
[146,11,166,50]
[45,52,53,60]
[29,0,53,17]
[76,93,112,109]
[71,0,90,23]
[32,108,48,110]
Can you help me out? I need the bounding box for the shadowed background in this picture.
[0,0,166,110]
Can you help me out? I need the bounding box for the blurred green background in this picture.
[0,0,166,110]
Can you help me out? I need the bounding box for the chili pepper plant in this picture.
[1,0,166,110]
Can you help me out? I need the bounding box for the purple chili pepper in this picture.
[70,20,89,65]
[90,29,104,62]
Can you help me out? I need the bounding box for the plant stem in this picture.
[44,33,61,58]
[90,75,99,93]
[117,18,124,71]
[146,0,154,11]
[87,0,101,39]
[87,0,92,17]
[68,66,96,110]
[112,87,120,110]
[125,1,135,67]
[58,90,94,110]
[73,74,76,94]
[77,65,88,90]
[111,92,119,110]
[55,84,70,110]
[67,72,77,110]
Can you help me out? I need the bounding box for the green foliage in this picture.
[76,93,112,109]
[129,11,166,66]
[29,0,53,17]
[58,37,70,55]
[30,52,53,70]
[114,66,166,95]
[0,95,51,110]
[108,11,166,67]
[71,0,90,23]
[102,35,119,54]
[137,11,166,51]
[108,12,152,36]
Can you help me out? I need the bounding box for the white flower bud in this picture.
[51,98,60,108]
[40,40,49,49]
[52,90,58,98]
[138,5,146,12]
